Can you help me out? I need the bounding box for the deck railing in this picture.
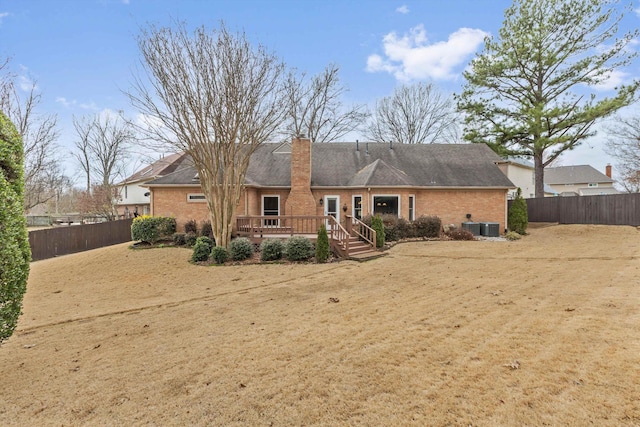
[236,215,376,258]
[345,215,376,248]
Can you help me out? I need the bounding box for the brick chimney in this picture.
[606,164,612,178]
[285,136,317,215]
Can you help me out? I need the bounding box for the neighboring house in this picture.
[116,152,187,218]
[496,157,557,199]
[145,138,515,235]
[545,165,618,197]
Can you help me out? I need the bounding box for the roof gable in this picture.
[545,165,613,185]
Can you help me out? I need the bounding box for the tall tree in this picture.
[72,112,135,219]
[0,111,30,344]
[365,82,459,144]
[457,0,639,197]
[283,64,368,143]
[1,60,63,211]
[605,115,640,192]
[128,22,286,248]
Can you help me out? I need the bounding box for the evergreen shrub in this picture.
[229,237,254,261]
[260,239,284,261]
[285,236,314,261]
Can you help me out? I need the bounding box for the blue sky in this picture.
[1,0,639,181]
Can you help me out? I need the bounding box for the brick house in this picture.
[144,138,514,244]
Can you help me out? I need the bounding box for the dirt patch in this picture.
[1,224,639,425]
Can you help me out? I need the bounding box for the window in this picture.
[187,193,206,202]
[408,195,415,221]
[353,195,362,220]
[262,195,280,226]
[588,183,598,187]
[124,185,128,199]
[373,195,399,216]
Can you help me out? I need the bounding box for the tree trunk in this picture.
[534,152,545,198]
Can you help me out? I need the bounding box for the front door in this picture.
[324,196,339,229]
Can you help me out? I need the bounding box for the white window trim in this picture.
[324,195,341,226]
[262,195,280,227]
[352,194,363,220]
[187,193,207,203]
[372,194,401,217]
[408,194,415,221]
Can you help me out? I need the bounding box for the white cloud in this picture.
[79,101,100,111]
[591,69,628,91]
[635,7,640,18]
[18,74,35,91]
[366,24,488,81]
[122,0,130,4]
[396,5,409,14]
[56,97,76,108]
[0,12,9,25]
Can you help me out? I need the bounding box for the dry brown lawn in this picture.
[1,224,639,426]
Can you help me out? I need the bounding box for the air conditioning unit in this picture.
[461,222,480,236]
[480,222,500,237]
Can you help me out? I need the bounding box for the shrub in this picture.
[211,246,229,264]
[446,228,476,241]
[395,217,413,239]
[315,225,331,263]
[0,112,30,344]
[413,215,441,238]
[229,237,254,261]
[185,232,198,247]
[131,215,159,243]
[184,219,198,235]
[260,239,285,261]
[505,231,522,241]
[200,220,213,239]
[371,215,385,248]
[381,214,399,241]
[158,216,176,236]
[172,232,187,246]
[132,215,176,244]
[191,236,213,262]
[508,188,528,235]
[285,236,314,261]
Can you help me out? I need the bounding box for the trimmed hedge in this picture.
[0,112,31,343]
[229,237,254,261]
[191,236,214,262]
[508,188,528,235]
[211,246,229,264]
[285,236,314,261]
[260,239,284,261]
[131,215,176,244]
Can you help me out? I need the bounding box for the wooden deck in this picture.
[236,215,377,258]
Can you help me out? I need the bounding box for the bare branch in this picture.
[282,64,368,143]
[126,21,286,247]
[366,82,460,144]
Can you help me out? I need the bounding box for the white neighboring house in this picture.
[116,153,187,218]
[497,157,557,199]
[545,164,618,196]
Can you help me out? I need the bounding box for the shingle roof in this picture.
[121,152,187,184]
[146,143,514,189]
[545,165,613,185]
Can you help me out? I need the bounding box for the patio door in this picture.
[324,195,339,229]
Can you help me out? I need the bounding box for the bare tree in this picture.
[72,112,135,219]
[606,115,640,192]
[283,64,367,143]
[366,82,460,144]
[127,22,286,248]
[1,62,63,211]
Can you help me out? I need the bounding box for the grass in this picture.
[0,224,638,426]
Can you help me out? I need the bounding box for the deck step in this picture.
[348,250,386,261]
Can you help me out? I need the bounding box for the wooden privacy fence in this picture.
[511,193,640,226]
[29,218,134,261]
